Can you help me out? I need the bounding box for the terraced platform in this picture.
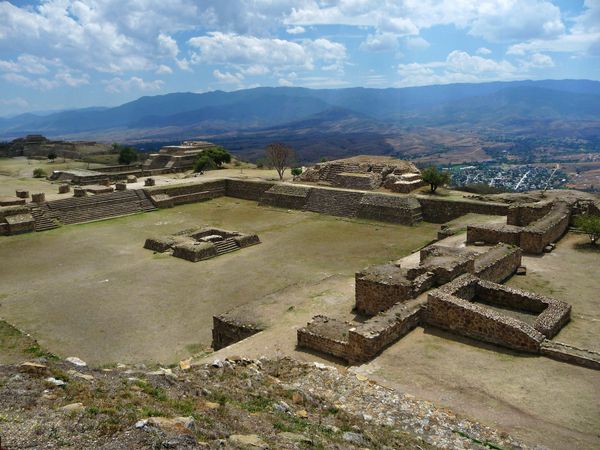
[31,190,156,229]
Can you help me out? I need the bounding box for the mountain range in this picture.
[1,79,599,163]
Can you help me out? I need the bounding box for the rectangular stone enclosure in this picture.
[144,227,260,262]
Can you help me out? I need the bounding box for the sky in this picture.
[0,0,599,115]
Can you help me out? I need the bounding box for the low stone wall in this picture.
[0,205,29,221]
[304,188,364,217]
[507,201,553,226]
[172,241,217,262]
[425,276,546,353]
[417,197,508,223]
[467,201,571,254]
[225,179,275,201]
[5,213,35,235]
[212,315,264,350]
[348,301,422,363]
[355,264,416,316]
[356,193,422,225]
[234,234,261,248]
[146,180,226,208]
[475,280,571,338]
[334,172,381,190]
[519,202,570,253]
[540,341,600,371]
[297,316,351,360]
[472,244,522,283]
[259,184,312,209]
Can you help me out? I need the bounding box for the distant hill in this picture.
[1,80,600,139]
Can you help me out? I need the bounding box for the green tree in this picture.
[47,151,57,162]
[575,214,600,245]
[203,146,231,166]
[117,146,138,165]
[421,166,451,193]
[291,167,303,176]
[194,155,217,173]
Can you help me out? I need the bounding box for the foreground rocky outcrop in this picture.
[0,357,530,449]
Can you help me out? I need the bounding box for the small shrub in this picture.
[575,214,600,245]
[33,168,47,178]
[291,167,303,176]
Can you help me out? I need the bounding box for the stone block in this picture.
[31,192,45,203]
[15,190,29,198]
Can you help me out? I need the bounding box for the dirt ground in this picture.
[205,230,600,450]
[0,197,438,365]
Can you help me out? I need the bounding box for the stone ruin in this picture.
[298,156,425,193]
[0,205,35,235]
[144,227,260,262]
[467,199,571,253]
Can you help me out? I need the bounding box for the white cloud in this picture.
[0,97,29,110]
[278,77,294,86]
[506,0,600,57]
[360,33,399,52]
[476,47,492,55]
[103,76,164,93]
[212,69,244,84]
[521,52,554,69]
[286,26,305,35]
[405,36,430,50]
[188,32,347,72]
[156,64,173,75]
[240,65,270,76]
[397,50,522,87]
[157,33,179,58]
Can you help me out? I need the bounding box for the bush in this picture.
[291,167,303,176]
[33,168,47,178]
[421,166,451,193]
[117,146,138,165]
[575,214,600,245]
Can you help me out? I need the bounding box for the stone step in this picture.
[214,239,240,255]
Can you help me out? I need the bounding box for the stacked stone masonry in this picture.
[144,227,260,262]
[212,315,264,350]
[467,201,571,253]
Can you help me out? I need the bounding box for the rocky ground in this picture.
[0,356,530,449]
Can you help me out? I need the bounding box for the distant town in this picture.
[448,163,569,192]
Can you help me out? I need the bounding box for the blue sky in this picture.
[0,0,599,115]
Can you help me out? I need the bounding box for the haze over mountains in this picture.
[1,79,599,164]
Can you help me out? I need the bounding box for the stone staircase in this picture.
[321,163,360,183]
[214,238,240,255]
[304,188,364,218]
[29,205,60,231]
[31,190,157,228]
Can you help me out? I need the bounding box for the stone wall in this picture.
[467,201,571,254]
[424,275,546,353]
[475,280,571,338]
[212,315,264,350]
[347,301,422,363]
[466,224,521,246]
[519,202,570,253]
[297,316,352,360]
[417,197,509,223]
[334,172,382,190]
[355,263,418,316]
[146,180,226,208]
[472,244,522,283]
[225,179,275,201]
[304,188,364,217]
[356,193,422,225]
[507,201,553,226]
[259,184,312,209]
